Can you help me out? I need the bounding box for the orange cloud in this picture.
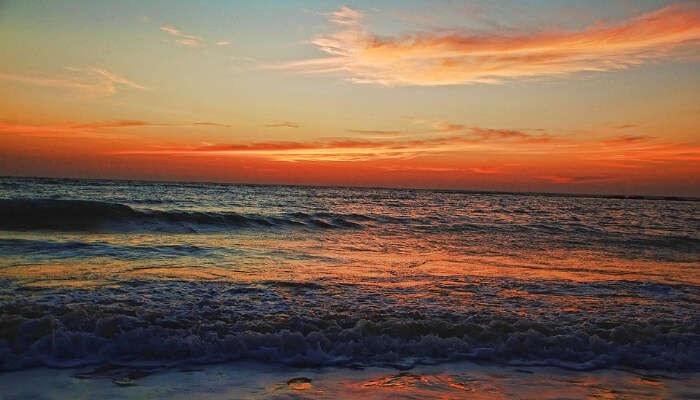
[192,122,230,127]
[379,165,504,175]
[12,119,693,168]
[105,127,553,162]
[380,165,465,173]
[108,125,700,166]
[3,127,697,194]
[469,166,503,174]
[270,3,700,86]
[590,135,700,162]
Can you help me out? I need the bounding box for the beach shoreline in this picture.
[2,360,699,399]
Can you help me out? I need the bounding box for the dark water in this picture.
[0,177,698,373]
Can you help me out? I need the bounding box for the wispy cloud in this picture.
[192,122,230,127]
[469,166,503,174]
[0,119,228,137]
[380,165,465,173]
[229,56,258,72]
[0,67,146,96]
[66,121,151,129]
[0,120,151,138]
[216,41,231,46]
[264,121,301,128]
[109,126,699,165]
[407,119,551,139]
[346,129,402,138]
[612,124,639,131]
[327,5,364,26]
[105,126,553,162]
[433,121,465,133]
[110,132,539,161]
[601,135,652,145]
[269,3,700,86]
[471,127,552,143]
[378,165,506,174]
[160,25,203,47]
[540,175,618,184]
[407,118,465,133]
[589,135,700,162]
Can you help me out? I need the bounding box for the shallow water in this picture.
[0,177,698,379]
[1,361,699,400]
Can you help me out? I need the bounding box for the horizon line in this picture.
[1,174,697,202]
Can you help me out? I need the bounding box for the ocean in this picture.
[0,177,698,398]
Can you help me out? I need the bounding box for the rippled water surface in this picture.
[0,177,698,381]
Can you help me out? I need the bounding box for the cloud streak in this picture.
[0,120,228,137]
[0,68,146,96]
[0,121,157,137]
[540,175,618,184]
[109,129,547,161]
[346,129,402,138]
[192,122,231,127]
[160,25,203,47]
[264,121,301,128]
[109,127,699,165]
[270,3,700,86]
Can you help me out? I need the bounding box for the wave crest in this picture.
[0,199,364,232]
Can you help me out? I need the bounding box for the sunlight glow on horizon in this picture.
[0,0,698,195]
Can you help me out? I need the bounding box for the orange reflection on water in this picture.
[635,377,664,387]
[0,263,121,289]
[1,230,697,306]
[350,372,508,400]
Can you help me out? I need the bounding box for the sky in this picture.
[0,0,699,195]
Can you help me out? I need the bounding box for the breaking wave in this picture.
[1,198,697,261]
[0,279,698,373]
[0,199,365,232]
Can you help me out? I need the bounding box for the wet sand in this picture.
[1,361,698,399]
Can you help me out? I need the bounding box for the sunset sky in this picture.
[1,0,699,195]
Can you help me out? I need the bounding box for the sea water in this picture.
[0,177,698,398]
